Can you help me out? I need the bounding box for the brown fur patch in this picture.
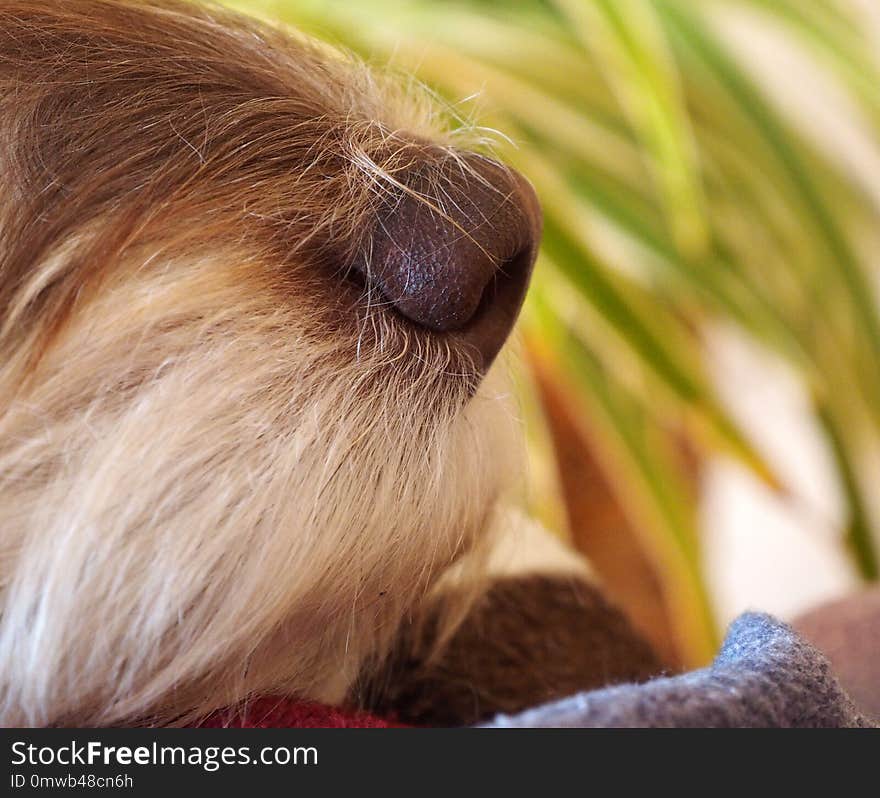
[354,574,662,726]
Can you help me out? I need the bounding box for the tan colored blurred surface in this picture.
[793,587,880,721]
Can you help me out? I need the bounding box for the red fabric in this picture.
[196,697,405,728]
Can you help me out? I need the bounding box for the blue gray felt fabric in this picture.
[483,613,876,728]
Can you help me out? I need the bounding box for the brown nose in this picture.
[361,152,541,372]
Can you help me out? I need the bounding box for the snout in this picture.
[353,151,542,372]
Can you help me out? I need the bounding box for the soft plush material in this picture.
[482,612,876,728]
[196,608,877,728]
[199,699,403,728]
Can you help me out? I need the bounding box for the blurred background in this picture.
[221,0,880,669]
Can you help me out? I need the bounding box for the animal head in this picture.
[0,0,540,725]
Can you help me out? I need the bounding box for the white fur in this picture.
[0,248,522,726]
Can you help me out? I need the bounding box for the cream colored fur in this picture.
[0,241,522,725]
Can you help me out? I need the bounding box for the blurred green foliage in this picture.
[220,0,880,662]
